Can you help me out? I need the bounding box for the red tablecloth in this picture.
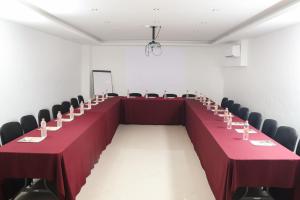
[185,100,300,200]
[121,97,185,125]
[1,97,300,200]
[0,97,120,200]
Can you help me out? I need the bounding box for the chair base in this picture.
[13,179,58,200]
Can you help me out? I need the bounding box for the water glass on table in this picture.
[243,121,250,140]
[227,113,232,129]
[57,111,62,128]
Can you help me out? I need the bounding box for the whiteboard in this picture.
[92,70,113,95]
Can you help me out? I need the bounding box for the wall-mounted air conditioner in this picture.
[224,40,248,67]
[225,45,241,58]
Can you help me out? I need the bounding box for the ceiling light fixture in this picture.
[145,25,162,56]
[145,8,162,56]
[211,8,220,12]
[91,8,99,12]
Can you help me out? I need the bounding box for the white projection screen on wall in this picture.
[92,70,113,95]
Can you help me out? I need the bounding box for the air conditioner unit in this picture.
[224,40,248,67]
[225,45,241,58]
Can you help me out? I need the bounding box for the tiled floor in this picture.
[16,125,215,200]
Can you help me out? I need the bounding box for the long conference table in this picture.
[0,97,299,200]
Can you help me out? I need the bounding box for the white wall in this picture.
[81,45,224,102]
[0,19,82,126]
[223,23,300,134]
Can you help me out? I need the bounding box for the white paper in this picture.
[38,126,61,131]
[235,129,257,134]
[84,107,91,110]
[250,140,276,146]
[67,113,83,117]
[218,114,225,117]
[18,137,46,143]
[231,122,245,126]
[61,118,73,122]
[47,126,61,131]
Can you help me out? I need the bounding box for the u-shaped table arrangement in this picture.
[0,97,299,200]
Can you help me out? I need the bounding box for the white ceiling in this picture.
[215,1,300,43]
[1,0,300,44]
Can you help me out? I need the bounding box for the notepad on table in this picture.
[47,126,61,131]
[61,118,73,122]
[67,113,83,117]
[231,122,245,126]
[18,137,45,143]
[38,126,61,131]
[250,140,276,146]
[235,129,257,134]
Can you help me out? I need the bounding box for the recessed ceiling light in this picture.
[91,8,100,12]
[211,8,220,12]
[153,8,160,11]
[200,21,208,25]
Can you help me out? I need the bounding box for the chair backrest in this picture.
[237,107,249,121]
[70,98,79,109]
[261,119,278,139]
[231,104,241,116]
[164,93,177,98]
[38,109,51,126]
[52,104,62,119]
[146,93,159,98]
[296,141,300,156]
[221,97,228,108]
[248,112,262,130]
[0,122,23,145]
[61,101,71,114]
[78,95,84,103]
[227,100,234,112]
[274,126,298,151]
[129,93,142,97]
[107,93,119,97]
[182,94,196,98]
[20,115,38,134]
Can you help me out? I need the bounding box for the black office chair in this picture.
[273,126,298,151]
[182,94,196,98]
[61,101,71,114]
[227,100,234,112]
[221,97,228,108]
[237,107,249,121]
[107,93,119,97]
[2,178,27,200]
[0,122,33,199]
[78,95,84,103]
[38,109,51,126]
[233,187,272,200]
[20,115,38,134]
[163,93,177,98]
[129,93,142,97]
[248,112,262,130]
[52,104,62,119]
[268,137,299,200]
[70,98,79,109]
[296,141,300,156]
[146,93,159,98]
[261,119,277,139]
[231,104,241,116]
[0,122,24,144]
